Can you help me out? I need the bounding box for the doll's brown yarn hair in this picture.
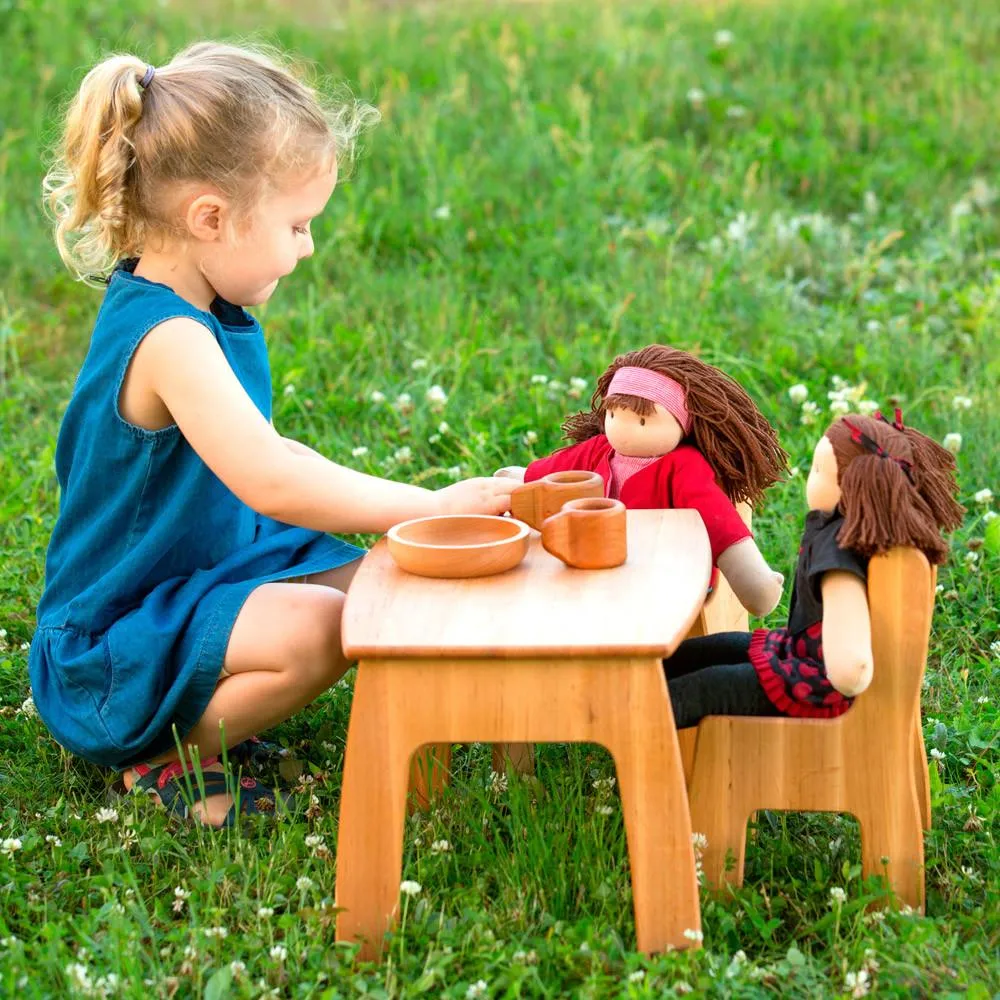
[824,414,964,564]
[562,344,787,506]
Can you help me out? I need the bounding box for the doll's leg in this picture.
[664,632,752,679]
[668,662,779,730]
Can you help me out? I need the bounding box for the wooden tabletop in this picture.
[342,509,711,659]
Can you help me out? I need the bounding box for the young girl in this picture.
[30,42,515,827]
[664,411,963,728]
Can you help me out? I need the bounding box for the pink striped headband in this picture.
[605,366,691,434]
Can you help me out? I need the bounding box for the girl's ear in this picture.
[186,193,229,242]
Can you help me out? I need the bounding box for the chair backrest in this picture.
[853,547,934,727]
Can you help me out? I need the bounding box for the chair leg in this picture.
[685,719,749,888]
[677,727,697,786]
[491,742,535,777]
[335,663,417,960]
[408,743,452,813]
[912,715,931,831]
[857,780,925,913]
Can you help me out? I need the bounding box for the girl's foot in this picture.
[123,758,284,827]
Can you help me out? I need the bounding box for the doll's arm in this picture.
[716,537,784,617]
[820,571,873,697]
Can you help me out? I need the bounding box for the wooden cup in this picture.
[541,497,628,569]
[510,470,605,530]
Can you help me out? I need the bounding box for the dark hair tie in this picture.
[139,65,156,90]
[842,417,914,484]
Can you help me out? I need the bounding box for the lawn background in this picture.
[1,0,998,996]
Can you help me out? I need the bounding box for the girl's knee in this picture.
[290,587,347,687]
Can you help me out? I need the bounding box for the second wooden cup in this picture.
[540,497,628,569]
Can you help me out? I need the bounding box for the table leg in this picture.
[602,658,701,953]
[335,661,414,960]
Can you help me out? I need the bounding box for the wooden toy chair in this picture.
[676,546,934,910]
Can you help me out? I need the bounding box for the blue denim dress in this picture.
[29,261,364,770]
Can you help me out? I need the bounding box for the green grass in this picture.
[1,0,999,994]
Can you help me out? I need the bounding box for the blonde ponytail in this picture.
[43,42,379,284]
[43,55,150,283]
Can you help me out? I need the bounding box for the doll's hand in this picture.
[717,539,784,617]
[494,465,527,482]
[435,476,515,516]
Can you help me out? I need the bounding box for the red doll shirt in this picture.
[524,436,751,565]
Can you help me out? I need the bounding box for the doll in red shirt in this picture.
[501,344,789,616]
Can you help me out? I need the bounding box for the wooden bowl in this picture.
[387,515,531,579]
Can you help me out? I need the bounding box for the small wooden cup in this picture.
[541,497,628,569]
[510,470,605,530]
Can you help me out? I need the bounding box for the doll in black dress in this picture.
[665,411,964,729]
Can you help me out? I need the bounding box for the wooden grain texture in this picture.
[334,656,701,959]
[342,509,712,659]
[541,497,627,569]
[682,547,933,911]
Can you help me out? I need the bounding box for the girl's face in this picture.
[604,401,684,458]
[806,435,842,512]
[198,161,337,307]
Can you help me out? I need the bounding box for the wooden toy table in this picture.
[334,509,712,959]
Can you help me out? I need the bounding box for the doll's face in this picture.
[604,402,684,458]
[806,435,842,512]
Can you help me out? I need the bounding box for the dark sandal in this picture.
[225,736,290,770]
[130,759,288,826]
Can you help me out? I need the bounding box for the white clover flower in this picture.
[788,384,809,404]
[973,488,993,505]
[523,430,539,446]
[830,399,851,416]
[866,320,883,334]
[447,466,463,481]
[675,983,694,995]
[950,199,972,222]
[969,177,998,209]
[296,876,315,892]
[965,551,979,566]
[426,385,448,411]
[400,880,422,897]
[726,104,747,119]
[283,384,296,397]
[411,358,429,370]
[845,969,871,998]
[691,832,709,850]
[393,446,412,464]
[990,640,1000,656]
[714,29,734,47]
[20,642,29,651]
[430,839,451,853]
[943,432,962,454]
[682,928,704,942]
[204,926,228,939]
[596,805,614,816]
[726,211,755,244]
[930,748,945,760]
[65,963,92,992]
[686,87,706,107]
[628,969,646,982]
[829,886,847,905]
[0,629,7,639]
[1,838,22,855]
[530,374,548,385]
[858,400,880,416]
[370,390,386,404]
[864,191,879,214]
[952,395,973,410]
[17,697,36,718]
[978,696,990,704]
[304,835,325,849]
[257,906,275,919]
[95,807,118,824]
[466,981,488,999]
[393,392,414,416]
[230,960,247,976]
[570,377,588,392]
[428,434,442,444]
[438,421,450,435]
[983,511,997,523]
[269,944,288,962]
[351,446,369,458]
[46,835,62,847]
[432,205,451,220]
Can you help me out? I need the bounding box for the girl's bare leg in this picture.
[124,559,362,825]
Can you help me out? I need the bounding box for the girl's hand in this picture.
[435,477,516,516]
[494,465,527,483]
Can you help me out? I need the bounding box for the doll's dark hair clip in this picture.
[842,417,915,484]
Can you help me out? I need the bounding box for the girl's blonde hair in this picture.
[43,41,379,283]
